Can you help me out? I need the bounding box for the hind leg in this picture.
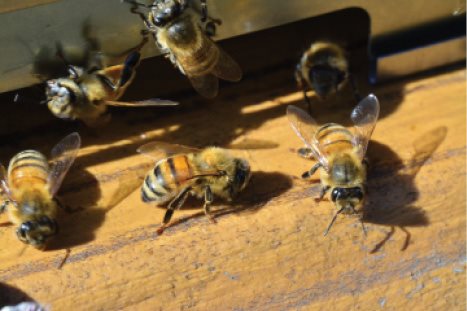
[157,186,192,235]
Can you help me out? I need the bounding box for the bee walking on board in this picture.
[287,94,380,236]
[295,41,360,113]
[0,133,81,249]
[123,0,242,98]
[137,142,251,234]
[45,44,178,126]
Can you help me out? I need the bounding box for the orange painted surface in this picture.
[0,68,465,310]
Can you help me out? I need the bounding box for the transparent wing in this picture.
[104,99,179,107]
[48,132,81,196]
[350,94,380,159]
[286,105,329,170]
[0,163,13,201]
[137,141,201,161]
[211,44,242,82]
[187,74,219,98]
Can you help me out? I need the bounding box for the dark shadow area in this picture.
[47,166,103,250]
[364,127,448,252]
[154,171,293,233]
[48,164,145,251]
[0,283,36,307]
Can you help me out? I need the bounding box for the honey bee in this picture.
[137,142,251,233]
[45,47,178,126]
[287,94,380,236]
[295,41,360,112]
[0,133,81,249]
[124,0,242,98]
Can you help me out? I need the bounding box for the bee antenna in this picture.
[57,248,71,269]
[324,206,345,236]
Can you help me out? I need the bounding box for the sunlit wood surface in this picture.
[0,68,465,310]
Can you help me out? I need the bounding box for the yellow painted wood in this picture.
[0,68,465,310]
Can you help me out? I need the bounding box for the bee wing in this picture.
[187,74,219,98]
[104,99,179,107]
[350,94,380,159]
[211,44,242,82]
[286,105,329,170]
[0,163,13,201]
[137,141,201,161]
[47,132,81,196]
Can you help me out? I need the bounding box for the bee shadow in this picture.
[0,282,37,307]
[47,166,104,250]
[161,171,293,232]
[363,126,447,252]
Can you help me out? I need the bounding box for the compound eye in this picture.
[353,187,364,200]
[17,221,34,241]
[331,188,340,202]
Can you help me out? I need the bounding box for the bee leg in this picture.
[126,2,158,34]
[0,201,12,227]
[203,186,216,224]
[0,200,10,214]
[314,185,330,203]
[348,73,361,102]
[157,186,192,235]
[297,147,315,160]
[118,50,142,88]
[295,63,312,114]
[301,162,322,179]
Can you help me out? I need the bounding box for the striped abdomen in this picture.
[142,155,194,203]
[8,150,49,191]
[178,36,219,77]
[164,16,219,77]
[315,123,355,156]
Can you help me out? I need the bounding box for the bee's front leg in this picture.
[315,185,330,203]
[297,147,315,160]
[203,185,216,223]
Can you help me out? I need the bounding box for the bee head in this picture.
[16,216,59,249]
[309,65,346,99]
[152,0,186,27]
[230,158,251,196]
[330,186,364,214]
[45,79,79,118]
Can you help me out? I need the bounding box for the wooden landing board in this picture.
[0,68,465,310]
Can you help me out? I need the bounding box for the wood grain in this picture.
[0,68,465,310]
